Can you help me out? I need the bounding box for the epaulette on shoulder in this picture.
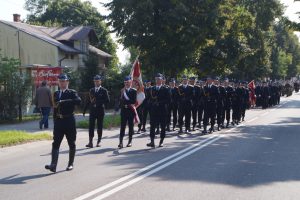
[68,89,77,93]
[102,87,108,91]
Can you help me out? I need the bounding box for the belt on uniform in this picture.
[207,99,216,102]
[56,114,74,119]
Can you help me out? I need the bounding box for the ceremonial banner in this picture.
[248,80,256,107]
[130,59,145,107]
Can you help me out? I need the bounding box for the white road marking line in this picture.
[225,128,234,133]
[247,117,258,123]
[260,112,269,117]
[224,122,246,133]
[91,136,222,200]
[73,135,218,200]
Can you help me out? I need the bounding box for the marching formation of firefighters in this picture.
[45,73,295,173]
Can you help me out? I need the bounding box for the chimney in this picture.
[13,14,21,22]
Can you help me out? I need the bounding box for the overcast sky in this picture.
[0,0,299,64]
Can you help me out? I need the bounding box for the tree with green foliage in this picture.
[105,0,225,77]
[0,52,31,121]
[270,20,300,80]
[81,55,100,91]
[106,0,300,80]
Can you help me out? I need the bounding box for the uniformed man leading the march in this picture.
[45,74,81,173]
[83,75,110,148]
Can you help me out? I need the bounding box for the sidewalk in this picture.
[0,111,116,133]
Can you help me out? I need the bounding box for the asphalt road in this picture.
[1,93,300,200]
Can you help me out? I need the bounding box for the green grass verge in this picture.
[0,130,52,147]
[77,114,121,129]
[0,114,42,124]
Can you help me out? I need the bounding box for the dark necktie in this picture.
[59,91,63,99]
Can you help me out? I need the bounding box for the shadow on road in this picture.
[99,113,300,188]
[0,173,55,185]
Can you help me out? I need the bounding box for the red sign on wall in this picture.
[32,67,62,86]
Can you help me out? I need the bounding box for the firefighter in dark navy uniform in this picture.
[147,73,170,148]
[215,77,226,131]
[197,80,205,129]
[118,76,137,149]
[241,81,249,121]
[141,80,152,132]
[83,75,110,148]
[168,78,179,131]
[45,74,81,173]
[202,77,219,134]
[177,75,193,133]
[189,77,200,131]
[224,78,234,128]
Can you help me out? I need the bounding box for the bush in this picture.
[76,114,121,129]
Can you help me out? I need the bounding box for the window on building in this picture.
[80,40,88,53]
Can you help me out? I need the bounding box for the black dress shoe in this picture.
[209,128,214,134]
[85,142,93,148]
[66,164,73,171]
[96,138,101,147]
[158,143,164,147]
[141,128,146,132]
[217,126,221,131]
[118,143,123,149]
[45,164,56,173]
[147,142,155,148]
[127,143,132,147]
[202,130,208,134]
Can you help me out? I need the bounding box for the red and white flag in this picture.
[248,80,256,107]
[130,58,145,108]
[126,58,145,124]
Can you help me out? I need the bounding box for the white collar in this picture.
[95,86,102,91]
